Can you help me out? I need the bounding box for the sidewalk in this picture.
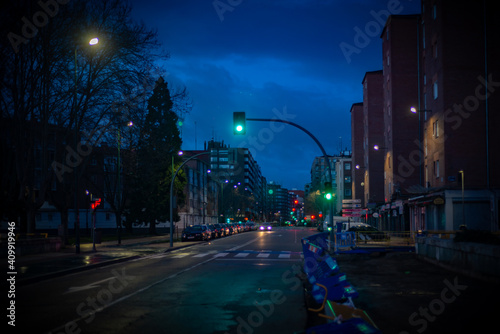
[14,235,199,285]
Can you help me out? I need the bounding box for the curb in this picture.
[18,241,200,286]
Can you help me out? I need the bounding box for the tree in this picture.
[0,0,165,239]
[126,77,184,234]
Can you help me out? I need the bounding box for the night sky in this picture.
[129,0,421,190]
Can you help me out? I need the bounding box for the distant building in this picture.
[335,154,353,213]
[266,182,289,223]
[205,140,265,221]
[362,71,385,208]
[177,150,216,226]
[350,102,364,208]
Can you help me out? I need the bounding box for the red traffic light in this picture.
[91,198,101,210]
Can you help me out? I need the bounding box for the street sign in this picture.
[342,199,361,204]
[342,203,362,208]
[342,213,362,217]
[342,208,362,213]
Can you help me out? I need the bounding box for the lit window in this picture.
[433,120,439,138]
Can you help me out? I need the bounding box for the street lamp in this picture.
[459,170,465,227]
[169,151,210,247]
[373,145,387,151]
[73,36,99,254]
[116,120,134,245]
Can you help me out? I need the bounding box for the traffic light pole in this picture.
[246,118,336,253]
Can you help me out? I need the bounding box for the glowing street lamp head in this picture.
[89,37,99,46]
[374,145,380,150]
[410,107,417,113]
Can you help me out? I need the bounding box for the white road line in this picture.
[257,253,270,258]
[234,252,250,258]
[193,253,210,257]
[171,253,191,258]
[278,253,291,259]
[49,256,216,334]
[214,252,229,258]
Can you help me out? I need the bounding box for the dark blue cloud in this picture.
[130,0,421,189]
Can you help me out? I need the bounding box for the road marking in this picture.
[193,252,210,257]
[227,236,263,251]
[235,252,249,258]
[64,277,115,294]
[49,256,216,334]
[278,253,291,259]
[214,252,229,258]
[257,252,270,258]
[215,258,299,262]
[171,253,191,258]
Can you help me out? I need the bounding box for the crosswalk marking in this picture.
[257,253,270,258]
[235,252,250,258]
[193,253,210,257]
[278,253,291,259]
[214,252,229,258]
[171,253,191,258]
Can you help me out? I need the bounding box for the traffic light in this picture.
[91,198,101,210]
[233,111,246,135]
[324,182,333,200]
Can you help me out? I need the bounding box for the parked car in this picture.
[182,225,211,241]
[234,223,243,233]
[233,223,242,233]
[246,222,257,231]
[209,224,222,238]
[219,224,230,236]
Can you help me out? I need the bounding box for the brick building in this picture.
[406,1,500,231]
[361,71,385,208]
[350,102,365,208]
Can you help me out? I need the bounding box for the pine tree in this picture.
[128,77,184,234]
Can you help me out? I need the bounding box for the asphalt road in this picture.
[15,227,317,334]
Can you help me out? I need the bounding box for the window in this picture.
[433,80,438,99]
[345,163,351,170]
[433,120,439,138]
[344,189,352,197]
[345,176,351,183]
[434,160,440,178]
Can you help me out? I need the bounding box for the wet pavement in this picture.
[13,235,199,285]
[333,252,500,334]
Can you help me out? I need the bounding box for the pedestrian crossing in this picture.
[132,250,303,263]
[170,250,302,261]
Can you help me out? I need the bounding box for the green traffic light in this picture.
[325,193,332,200]
[233,111,246,135]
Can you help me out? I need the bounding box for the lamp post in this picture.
[73,37,99,253]
[116,120,133,245]
[459,170,465,227]
[170,151,210,247]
